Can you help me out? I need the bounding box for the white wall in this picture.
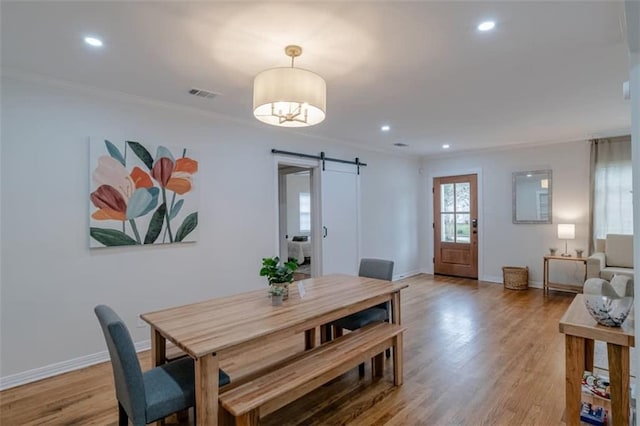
[360,156,421,279]
[0,75,421,384]
[420,141,591,287]
[285,174,310,238]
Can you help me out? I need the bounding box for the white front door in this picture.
[321,162,359,275]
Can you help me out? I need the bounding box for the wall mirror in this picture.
[512,170,552,224]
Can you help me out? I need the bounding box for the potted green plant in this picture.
[268,285,286,306]
[260,256,298,300]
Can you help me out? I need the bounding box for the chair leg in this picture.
[118,403,128,426]
[177,409,189,424]
[358,362,365,377]
[386,348,392,358]
[372,353,384,378]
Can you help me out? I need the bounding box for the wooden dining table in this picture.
[141,274,408,426]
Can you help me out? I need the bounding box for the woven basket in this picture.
[502,266,529,290]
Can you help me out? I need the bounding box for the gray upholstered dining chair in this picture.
[332,258,394,376]
[95,305,230,425]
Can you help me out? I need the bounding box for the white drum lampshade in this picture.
[253,45,326,127]
[557,223,575,256]
[557,224,575,240]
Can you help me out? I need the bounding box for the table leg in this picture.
[565,335,585,426]
[150,327,166,367]
[543,258,548,295]
[195,353,219,426]
[607,343,630,426]
[584,339,594,372]
[391,292,401,325]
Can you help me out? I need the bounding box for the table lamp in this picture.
[557,224,575,257]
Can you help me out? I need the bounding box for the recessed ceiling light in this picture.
[84,36,103,47]
[477,21,496,32]
[442,144,450,149]
[381,125,390,132]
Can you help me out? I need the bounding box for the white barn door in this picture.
[320,162,360,275]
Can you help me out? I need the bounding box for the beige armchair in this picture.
[586,234,634,280]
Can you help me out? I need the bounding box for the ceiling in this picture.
[1,1,632,156]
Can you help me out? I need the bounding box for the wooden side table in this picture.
[543,255,587,295]
[559,295,635,426]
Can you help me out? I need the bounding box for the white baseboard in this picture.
[393,269,421,281]
[529,281,543,289]
[0,340,150,391]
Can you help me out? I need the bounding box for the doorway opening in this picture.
[278,163,318,280]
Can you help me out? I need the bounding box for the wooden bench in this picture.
[165,335,307,388]
[218,322,405,426]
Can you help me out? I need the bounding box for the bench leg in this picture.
[358,362,365,377]
[236,409,259,426]
[305,328,316,350]
[333,325,343,338]
[393,334,404,386]
[218,405,234,426]
[372,353,384,378]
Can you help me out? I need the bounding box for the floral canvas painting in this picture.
[89,139,199,247]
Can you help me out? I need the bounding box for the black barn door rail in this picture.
[271,149,367,174]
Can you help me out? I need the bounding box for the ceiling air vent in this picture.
[188,88,219,99]
[393,143,409,147]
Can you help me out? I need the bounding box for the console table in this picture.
[559,294,635,426]
[543,255,587,295]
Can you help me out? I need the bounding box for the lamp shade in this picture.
[253,67,326,127]
[557,224,575,239]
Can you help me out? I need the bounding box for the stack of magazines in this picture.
[582,371,610,399]
[581,371,610,426]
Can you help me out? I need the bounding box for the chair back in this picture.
[359,258,394,281]
[605,234,634,268]
[95,305,146,424]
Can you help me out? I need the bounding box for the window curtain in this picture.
[589,136,633,253]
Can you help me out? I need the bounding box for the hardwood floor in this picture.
[0,274,575,425]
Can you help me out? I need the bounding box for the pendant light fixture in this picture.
[253,45,326,127]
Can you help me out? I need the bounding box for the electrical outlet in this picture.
[137,316,147,328]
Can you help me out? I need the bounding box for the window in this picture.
[299,192,311,233]
[593,161,633,238]
[440,182,470,243]
[591,137,633,243]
